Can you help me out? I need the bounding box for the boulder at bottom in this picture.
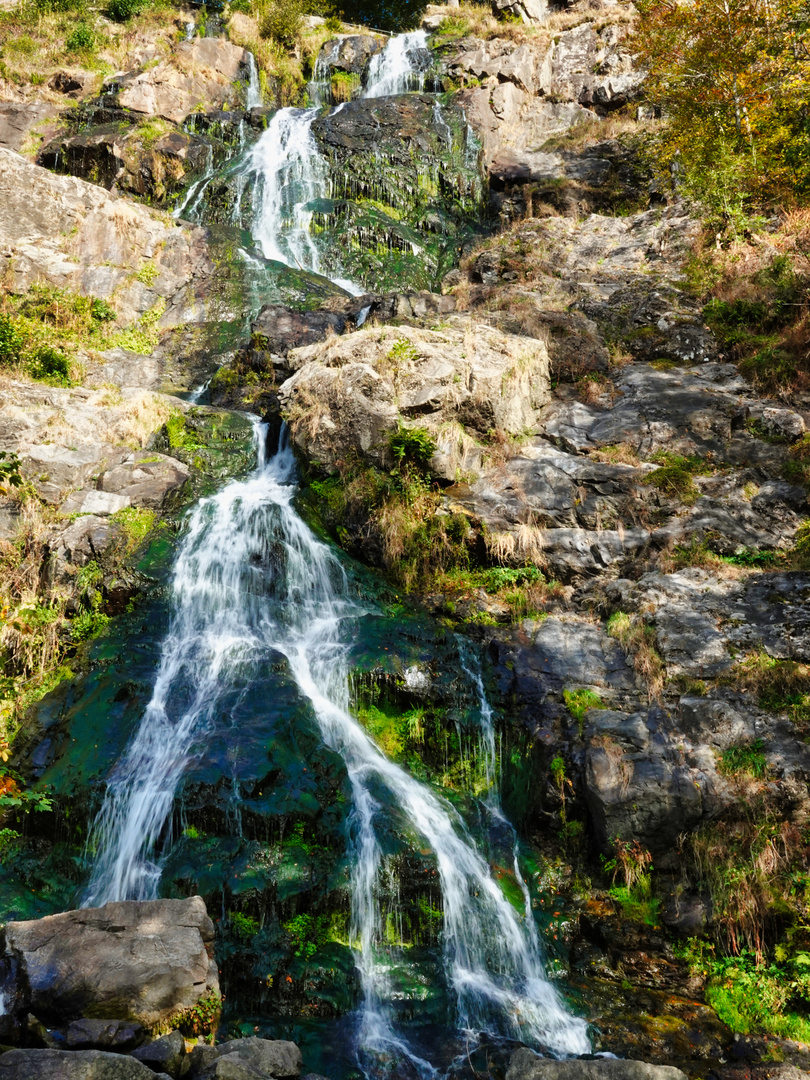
[0,896,219,1031]
[506,1050,689,1080]
[0,1048,170,1079]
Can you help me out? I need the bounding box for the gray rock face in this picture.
[131,1030,185,1077]
[316,34,383,81]
[64,1018,146,1051]
[0,102,62,154]
[506,1049,688,1080]
[0,1049,168,1080]
[0,896,219,1030]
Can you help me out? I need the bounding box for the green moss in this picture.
[641,451,715,503]
[111,505,157,552]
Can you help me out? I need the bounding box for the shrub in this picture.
[65,22,94,50]
[0,314,23,366]
[107,0,149,21]
[259,0,303,47]
[28,346,71,384]
[389,424,436,470]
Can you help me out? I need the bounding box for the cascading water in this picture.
[245,50,263,110]
[85,27,589,1073]
[85,424,589,1063]
[364,30,430,97]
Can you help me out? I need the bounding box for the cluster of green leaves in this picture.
[704,257,808,392]
[0,451,23,496]
[230,911,260,942]
[389,424,437,470]
[563,687,604,736]
[635,0,810,226]
[65,21,94,49]
[680,943,810,1042]
[107,0,150,20]
[282,913,331,959]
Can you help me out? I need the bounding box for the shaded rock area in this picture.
[38,122,219,206]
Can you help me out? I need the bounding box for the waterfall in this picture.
[364,30,430,98]
[84,424,589,1062]
[84,28,589,1071]
[248,108,361,294]
[245,51,263,110]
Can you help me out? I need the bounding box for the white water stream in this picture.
[364,30,429,98]
[85,426,588,1061]
[86,30,590,1071]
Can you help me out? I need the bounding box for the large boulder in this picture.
[0,1050,166,1080]
[279,317,551,477]
[506,1049,688,1080]
[0,147,214,327]
[0,896,219,1032]
[198,1038,303,1079]
[114,39,250,124]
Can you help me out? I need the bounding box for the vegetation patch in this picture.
[563,687,604,736]
[719,739,768,780]
[640,450,715,503]
[606,611,664,700]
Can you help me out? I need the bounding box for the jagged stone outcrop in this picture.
[38,123,218,205]
[110,38,250,124]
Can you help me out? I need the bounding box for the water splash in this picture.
[364,30,430,97]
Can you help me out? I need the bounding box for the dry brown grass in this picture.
[589,443,641,467]
[607,610,664,701]
[0,2,183,108]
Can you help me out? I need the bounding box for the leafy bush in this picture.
[0,313,23,366]
[389,424,436,470]
[65,22,94,50]
[28,345,71,384]
[107,0,149,21]
[259,0,303,47]
[0,451,23,495]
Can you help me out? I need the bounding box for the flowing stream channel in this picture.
[84,31,591,1074]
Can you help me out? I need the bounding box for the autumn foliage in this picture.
[635,0,810,221]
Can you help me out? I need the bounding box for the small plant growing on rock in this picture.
[65,23,94,50]
[719,739,768,780]
[606,610,664,700]
[563,687,604,736]
[389,423,436,470]
[641,450,714,503]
